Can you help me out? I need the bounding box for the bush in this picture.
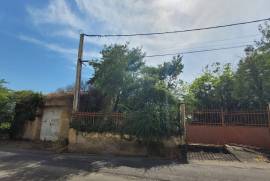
[124,106,180,144]
[70,114,123,133]
[70,105,180,144]
[10,91,43,138]
[0,79,14,135]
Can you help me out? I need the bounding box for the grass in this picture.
[0,122,11,130]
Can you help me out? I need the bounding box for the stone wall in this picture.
[68,128,181,157]
[68,128,147,156]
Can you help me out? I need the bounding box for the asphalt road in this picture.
[0,147,269,181]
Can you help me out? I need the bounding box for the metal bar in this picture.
[221,109,224,126]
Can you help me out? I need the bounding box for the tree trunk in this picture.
[113,95,120,112]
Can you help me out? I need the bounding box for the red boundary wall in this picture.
[187,125,270,149]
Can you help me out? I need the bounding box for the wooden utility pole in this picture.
[73,33,84,112]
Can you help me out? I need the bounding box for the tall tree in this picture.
[186,23,270,110]
[89,44,145,112]
[233,23,270,109]
[88,44,184,142]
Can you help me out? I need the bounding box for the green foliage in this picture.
[233,50,270,108]
[89,44,145,112]
[10,91,43,138]
[0,80,14,134]
[76,44,183,143]
[186,63,235,109]
[70,115,123,133]
[79,88,105,112]
[120,75,180,142]
[233,23,270,108]
[0,79,44,137]
[185,24,270,110]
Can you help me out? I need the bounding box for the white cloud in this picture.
[26,0,270,81]
[18,34,101,61]
[18,34,77,55]
[27,0,85,30]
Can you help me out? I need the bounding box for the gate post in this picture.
[180,103,187,162]
[180,103,186,144]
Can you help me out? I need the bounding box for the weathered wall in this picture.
[187,125,270,149]
[40,93,73,141]
[68,128,181,157]
[22,93,73,141]
[40,107,63,141]
[68,128,147,156]
[22,117,41,140]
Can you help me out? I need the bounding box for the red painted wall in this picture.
[187,125,270,149]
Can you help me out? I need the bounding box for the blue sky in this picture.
[0,0,269,93]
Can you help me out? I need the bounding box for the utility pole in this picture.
[73,33,84,112]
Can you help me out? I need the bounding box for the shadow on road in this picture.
[0,148,185,180]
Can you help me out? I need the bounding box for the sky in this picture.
[0,0,270,93]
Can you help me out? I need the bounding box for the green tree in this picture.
[89,44,145,112]
[215,63,235,109]
[233,23,270,109]
[86,44,184,143]
[233,48,270,109]
[0,79,14,133]
[186,23,270,110]
[186,63,235,110]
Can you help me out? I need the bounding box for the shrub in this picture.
[10,91,43,138]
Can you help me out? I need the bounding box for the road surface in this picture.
[0,147,269,181]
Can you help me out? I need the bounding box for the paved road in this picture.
[0,147,269,181]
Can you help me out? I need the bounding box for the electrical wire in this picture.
[154,40,255,54]
[158,34,259,52]
[84,17,270,37]
[145,44,249,58]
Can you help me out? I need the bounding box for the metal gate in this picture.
[40,108,62,141]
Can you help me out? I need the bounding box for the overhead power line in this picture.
[156,40,255,55]
[84,17,270,37]
[145,44,248,58]
[161,34,259,51]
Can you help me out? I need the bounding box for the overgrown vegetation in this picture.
[184,23,270,110]
[71,44,183,143]
[0,80,43,138]
[2,23,269,144]
[0,80,14,134]
[10,91,43,138]
[71,23,270,143]
[70,23,270,144]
